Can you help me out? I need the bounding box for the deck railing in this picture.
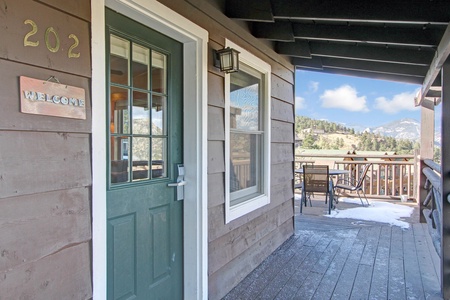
[295,153,416,200]
[421,158,442,257]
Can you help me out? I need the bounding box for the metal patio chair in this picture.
[334,163,372,206]
[301,165,333,214]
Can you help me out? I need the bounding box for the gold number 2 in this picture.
[68,34,80,58]
[24,19,39,47]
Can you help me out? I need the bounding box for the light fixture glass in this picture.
[214,47,240,73]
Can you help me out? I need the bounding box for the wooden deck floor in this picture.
[223,199,442,300]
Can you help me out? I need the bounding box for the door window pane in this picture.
[152,95,166,135]
[110,86,130,134]
[152,138,166,178]
[132,92,150,135]
[132,137,150,181]
[152,51,167,93]
[132,44,150,90]
[110,35,130,85]
[111,137,129,183]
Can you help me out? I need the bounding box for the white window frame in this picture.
[224,39,271,223]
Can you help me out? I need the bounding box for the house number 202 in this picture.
[23,19,80,58]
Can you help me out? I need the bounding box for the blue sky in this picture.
[295,70,422,128]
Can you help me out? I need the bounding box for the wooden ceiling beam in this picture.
[292,23,444,48]
[296,67,424,85]
[276,41,311,58]
[320,57,428,77]
[307,42,434,66]
[225,0,273,22]
[252,21,295,41]
[293,56,427,78]
[271,0,450,25]
[292,57,323,70]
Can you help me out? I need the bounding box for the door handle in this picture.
[167,164,185,201]
[168,180,187,187]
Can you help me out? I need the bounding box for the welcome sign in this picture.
[20,76,86,120]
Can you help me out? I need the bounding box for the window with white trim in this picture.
[225,40,271,223]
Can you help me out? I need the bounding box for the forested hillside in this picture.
[296,116,418,154]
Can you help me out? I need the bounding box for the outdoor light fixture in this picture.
[214,47,240,73]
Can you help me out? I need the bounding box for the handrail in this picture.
[421,160,442,258]
[424,159,441,173]
[423,167,442,196]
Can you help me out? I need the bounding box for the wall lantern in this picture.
[214,47,240,73]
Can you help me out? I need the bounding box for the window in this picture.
[225,40,271,223]
[108,34,168,185]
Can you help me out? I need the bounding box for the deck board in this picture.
[368,226,391,300]
[224,201,443,300]
[388,226,406,299]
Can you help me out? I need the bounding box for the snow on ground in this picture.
[327,197,414,229]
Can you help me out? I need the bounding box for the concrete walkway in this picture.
[223,198,442,299]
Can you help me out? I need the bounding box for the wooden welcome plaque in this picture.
[20,76,86,120]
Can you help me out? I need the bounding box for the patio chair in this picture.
[301,165,333,214]
[334,163,372,206]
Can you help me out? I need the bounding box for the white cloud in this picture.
[320,85,369,112]
[308,81,319,93]
[295,96,306,109]
[374,90,420,114]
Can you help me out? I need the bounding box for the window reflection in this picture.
[132,137,150,181]
[110,35,130,85]
[229,63,264,204]
[111,137,129,183]
[132,44,149,90]
[152,138,166,178]
[132,92,150,135]
[110,86,129,135]
[152,51,167,93]
[109,34,169,185]
[152,95,166,135]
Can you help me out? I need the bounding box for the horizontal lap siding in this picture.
[0,0,92,298]
[207,72,294,300]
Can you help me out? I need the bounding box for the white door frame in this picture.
[91,1,209,298]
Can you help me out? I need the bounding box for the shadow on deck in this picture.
[223,197,442,300]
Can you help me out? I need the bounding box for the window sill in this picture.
[226,194,269,223]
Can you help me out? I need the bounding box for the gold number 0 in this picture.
[45,27,60,53]
[68,34,80,58]
[24,19,39,47]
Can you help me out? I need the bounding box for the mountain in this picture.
[370,118,420,141]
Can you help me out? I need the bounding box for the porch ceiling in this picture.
[224,0,450,104]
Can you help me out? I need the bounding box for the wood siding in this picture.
[0,0,92,299]
[158,1,295,298]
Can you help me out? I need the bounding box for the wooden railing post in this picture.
[440,59,450,299]
[420,99,435,222]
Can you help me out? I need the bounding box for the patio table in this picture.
[295,168,350,212]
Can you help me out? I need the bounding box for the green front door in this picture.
[106,9,183,300]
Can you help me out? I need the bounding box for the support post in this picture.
[419,98,435,222]
[440,59,450,299]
